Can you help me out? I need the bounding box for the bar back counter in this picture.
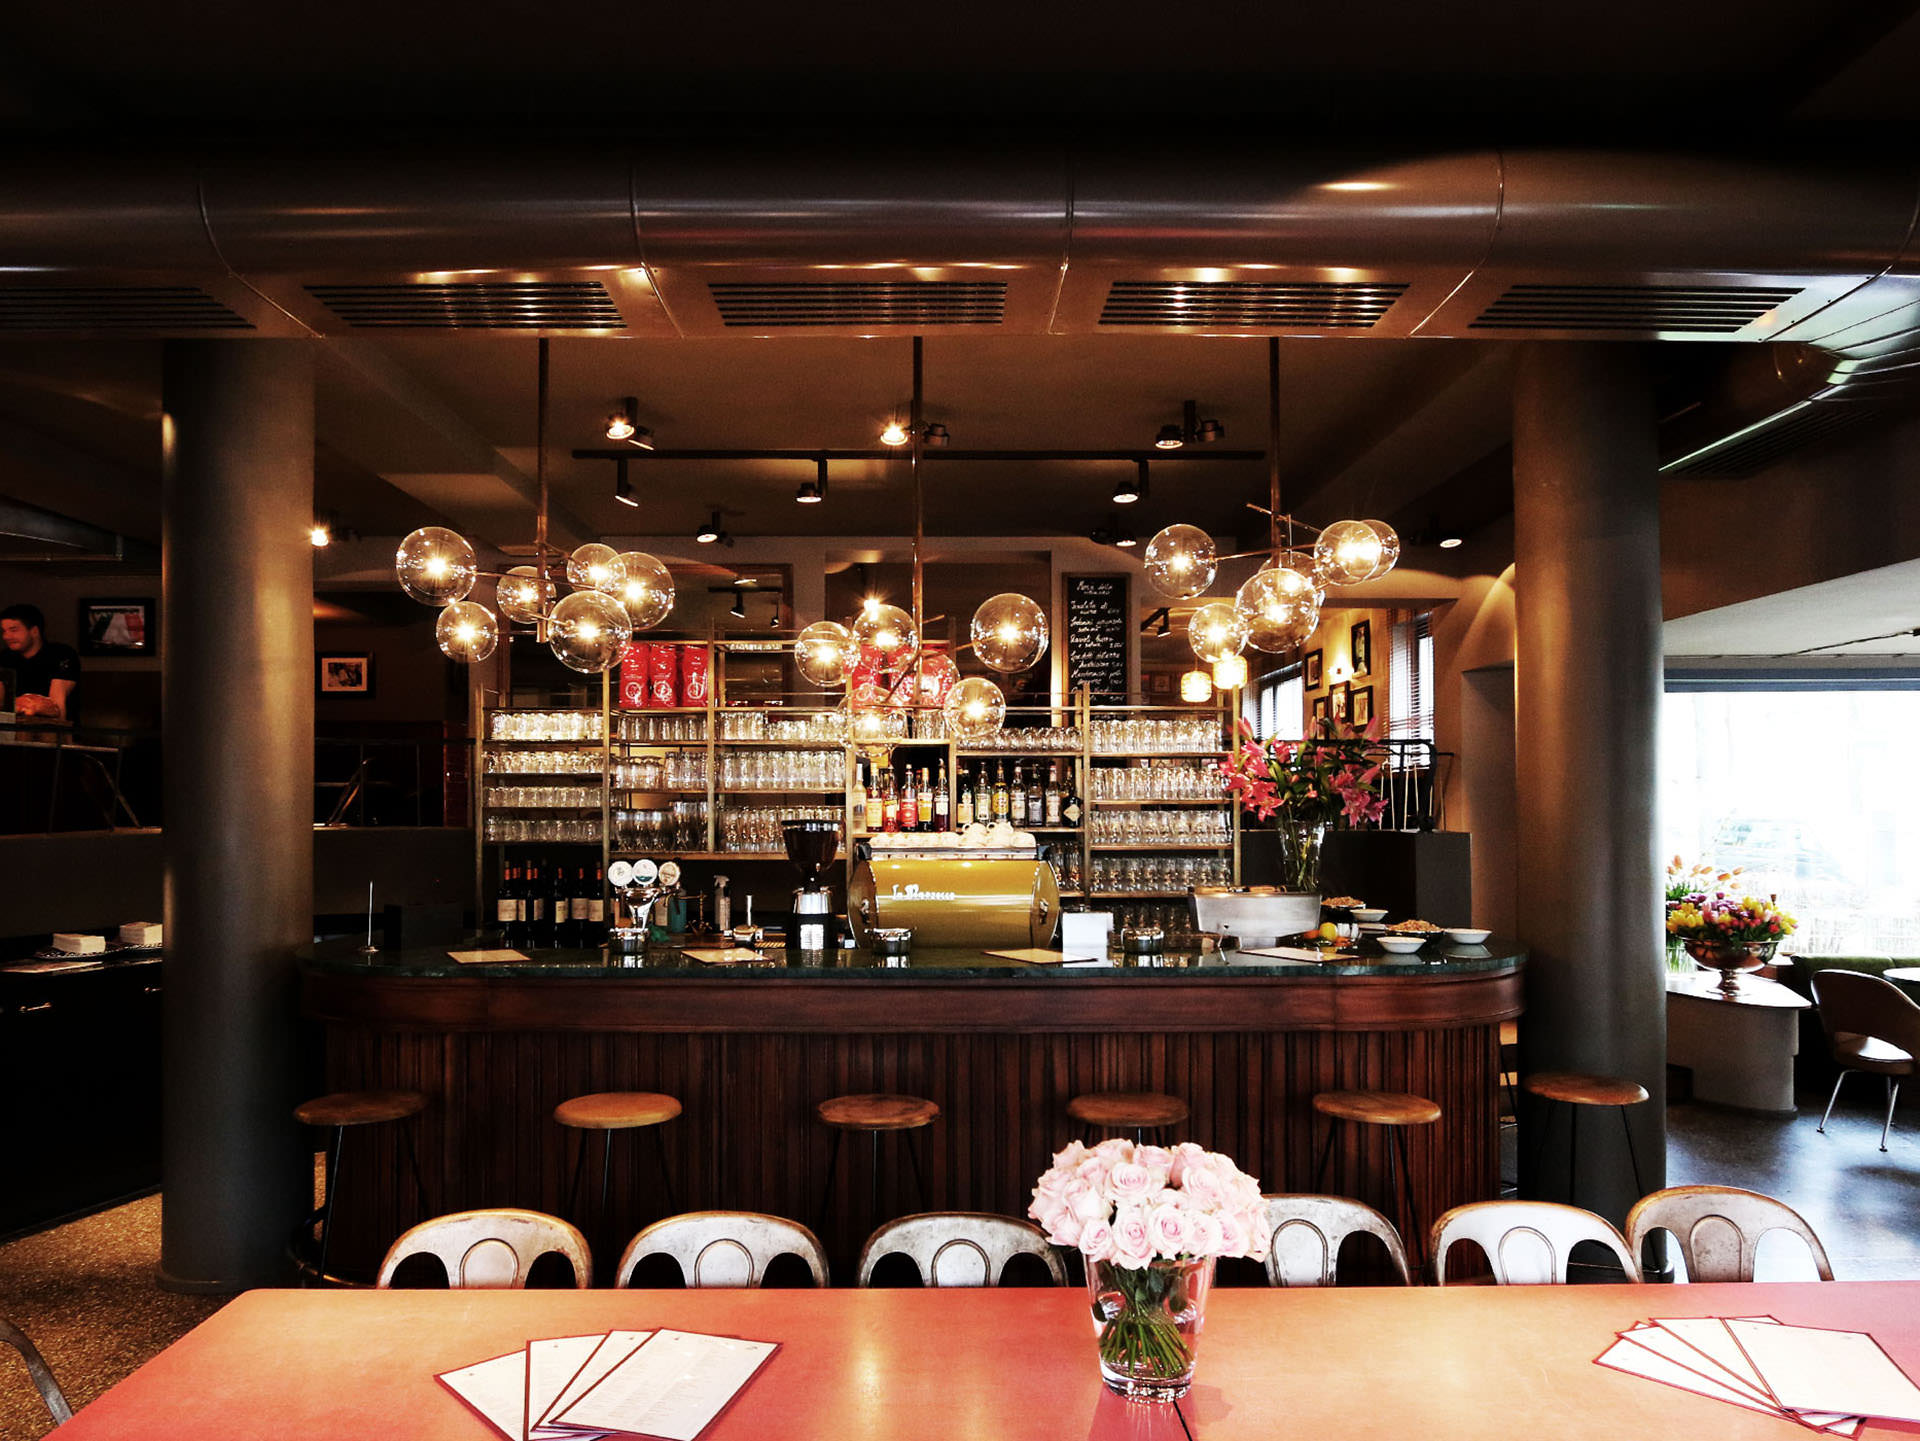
[300,940,1523,1275]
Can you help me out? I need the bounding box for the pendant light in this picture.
[395,527,478,606]
[1189,601,1249,664]
[1180,668,1213,702]
[548,591,632,674]
[436,600,499,663]
[615,552,675,629]
[1211,654,1249,690]
[970,592,1050,674]
[1143,524,1217,599]
[566,543,625,593]
[795,621,857,687]
[945,676,1007,742]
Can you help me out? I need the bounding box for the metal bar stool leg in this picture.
[1391,1126,1421,1274]
[904,1127,928,1209]
[1818,1071,1849,1133]
[1525,1099,1558,1200]
[315,1125,347,1284]
[399,1119,430,1219]
[598,1130,616,1230]
[1566,1101,1580,1207]
[567,1130,590,1216]
[869,1131,882,1227]
[1617,1105,1645,1198]
[652,1123,678,1213]
[1313,1118,1337,1191]
[1882,1079,1901,1153]
[816,1130,843,1231]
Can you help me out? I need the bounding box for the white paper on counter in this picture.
[1231,946,1332,964]
[524,1336,612,1441]
[555,1330,777,1441]
[1729,1319,1920,1423]
[437,1348,529,1441]
[535,1331,652,1436]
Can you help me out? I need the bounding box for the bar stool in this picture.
[1067,1091,1188,1144]
[293,1088,430,1284]
[1523,1070,1648,1202]
[815,1093,938,1234]
[1312,1089,1441,1271]
[554,1091,682,1257]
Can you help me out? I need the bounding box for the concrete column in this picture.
[159,341,314,1291]
[1512,343,1666,1224]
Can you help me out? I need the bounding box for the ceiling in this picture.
[1664,557,1920,659]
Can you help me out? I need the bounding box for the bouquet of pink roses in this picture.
[1030,1138,1268,1394]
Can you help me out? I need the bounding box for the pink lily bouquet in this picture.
[1218,714,1390,892]
[1030,1138,1268,1399]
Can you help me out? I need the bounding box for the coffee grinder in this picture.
[782,818,841,958]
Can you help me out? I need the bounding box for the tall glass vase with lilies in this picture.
[1218,715,1390,894]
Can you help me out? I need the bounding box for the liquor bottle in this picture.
[915,768,932,832]
[497,862,520,944]
[864,760,884,833]
[933,761,950,831]
[1027,763,1044,827]
[901,766,920,832]
[525,861,549,947]
[552,861,573,947]
[955,765,973,828]
[882,770,899,833]
[849,756,868,825]
[1061,768,1084,828]
[992,762,1010,823]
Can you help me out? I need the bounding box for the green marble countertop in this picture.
[301,935,1524,981]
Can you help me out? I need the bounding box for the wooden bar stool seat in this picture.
[1312,1089,1442,1273]
[815,1093,938,1239]
[1522,1070,1648,1205]
[293,1089,431,1285]
[1067,1091,1188,1143]
[555,1091,682,1262]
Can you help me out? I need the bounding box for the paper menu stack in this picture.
[438,1329,778,1441]
[1597,1315,1920,1434]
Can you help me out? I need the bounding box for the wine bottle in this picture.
[901,766,920,832]
[850,756,868,825]
[864,760,884,833]
[934,761,950,831]
[552,860,573,947]
[525,861,548,947]
[1045,762,1063,825]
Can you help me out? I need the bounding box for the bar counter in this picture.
[300,937,1523,1274]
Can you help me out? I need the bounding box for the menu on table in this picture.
[438,1329,778,1441]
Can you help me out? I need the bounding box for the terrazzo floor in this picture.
[2,1091,1916,1438]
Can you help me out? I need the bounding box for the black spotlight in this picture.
[796,457,828,504]
[613,457,641,508]
[1113,459,1147,506]
[729,587,747,619]
[696,511,723,544]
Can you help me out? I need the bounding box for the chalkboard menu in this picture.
[1064,574,1130,699]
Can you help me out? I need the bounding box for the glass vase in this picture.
[1086,1256,1214,1402]
[1274,819,1327,894]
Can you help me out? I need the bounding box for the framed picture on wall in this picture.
[1329,681,1350,724]
[1148,671,1172,695]
[78,597,157,657]
[1310,694,1330,723]
[1303,648,1323,689]
[1350,684,1374,728]
[317,653,375,697]
[1349,619,1373,679]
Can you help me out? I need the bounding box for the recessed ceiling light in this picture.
[1439,536,1463,549]
[309,519,332,547]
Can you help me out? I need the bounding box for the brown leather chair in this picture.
[1811,970,1920,1152]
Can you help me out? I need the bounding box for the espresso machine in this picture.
[782,818,841,958]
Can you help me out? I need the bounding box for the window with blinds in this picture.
[1388,611,1434,743]
[1252,664,1305,741]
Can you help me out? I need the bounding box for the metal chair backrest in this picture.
[377,1208,591,1289]
[856,1212,1068,1287]
[1625,1185,1834,1282]
[1431,1201,1642,1285]
[1,1319,72,1426]
[1261,1194,1412,1286]
[617,1211,829,1288]
[1812,970,1920,1061]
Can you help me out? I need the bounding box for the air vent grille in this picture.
[1472,284,1802,335]
[707,281,1006,327]
[1099,280,1409,329]
[1663,402,1870,478]
[306,282,624,329]
[0,286,253,331]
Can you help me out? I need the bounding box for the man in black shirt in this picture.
[1,603,80,722]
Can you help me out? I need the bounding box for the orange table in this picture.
[56,1282,1920,1440]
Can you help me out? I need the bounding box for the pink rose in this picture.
[1078,1219,1114,1263]
[1134,1144,1175,1172]
[1049,1210,1085,1248]
[1067,1181,1110,1228]
[1168,1143,1209,1185]
[1235,1207,1272,1262]
[1148,1202,1190,1259]
[1185,1211,1225,1258]
[1179,1162,1226,1209]
[1215,1210,1245,1256]
[1111,1205,1155,1269]
[1107,1161,1156,1203]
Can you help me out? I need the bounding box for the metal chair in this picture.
[856,1212,1067,1287]
[1431,1200,1642,1285]
[1260,1195,1412,1287]
[1,1319,72,1427]
[1625,1185,1834,1282]
[376,1208,591,1289]
[1811,970,1920,1152]
[616,1212,829,1288]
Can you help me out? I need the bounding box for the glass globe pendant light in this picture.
[613,552,674,629]
[395,526,478,606]
[1314,519,1401,586]
[794,621,858,688]
[496,565,554,626]
[1188,601,1249,664]
[436,600,499,663]
[969,593,1049,674]
[1235,567,1321,654]
[944,676,1007,743]
[1143,524,1218,600]
[566,543,626,594]
[1180,669,1213,703]
[915,651,960,707]
[852,601,919,669]
[1211,654,1249,690]
[547,590,633,673]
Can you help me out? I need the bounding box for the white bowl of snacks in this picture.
[1444,927,1492,945]
[1375,934,1428,954]
[1350,907,1389,925]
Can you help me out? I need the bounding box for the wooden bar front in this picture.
[300,950,1523,1277]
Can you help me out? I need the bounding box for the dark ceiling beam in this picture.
[571,447,1264,463]
[0,494,122,554]
[0,411,161,542]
